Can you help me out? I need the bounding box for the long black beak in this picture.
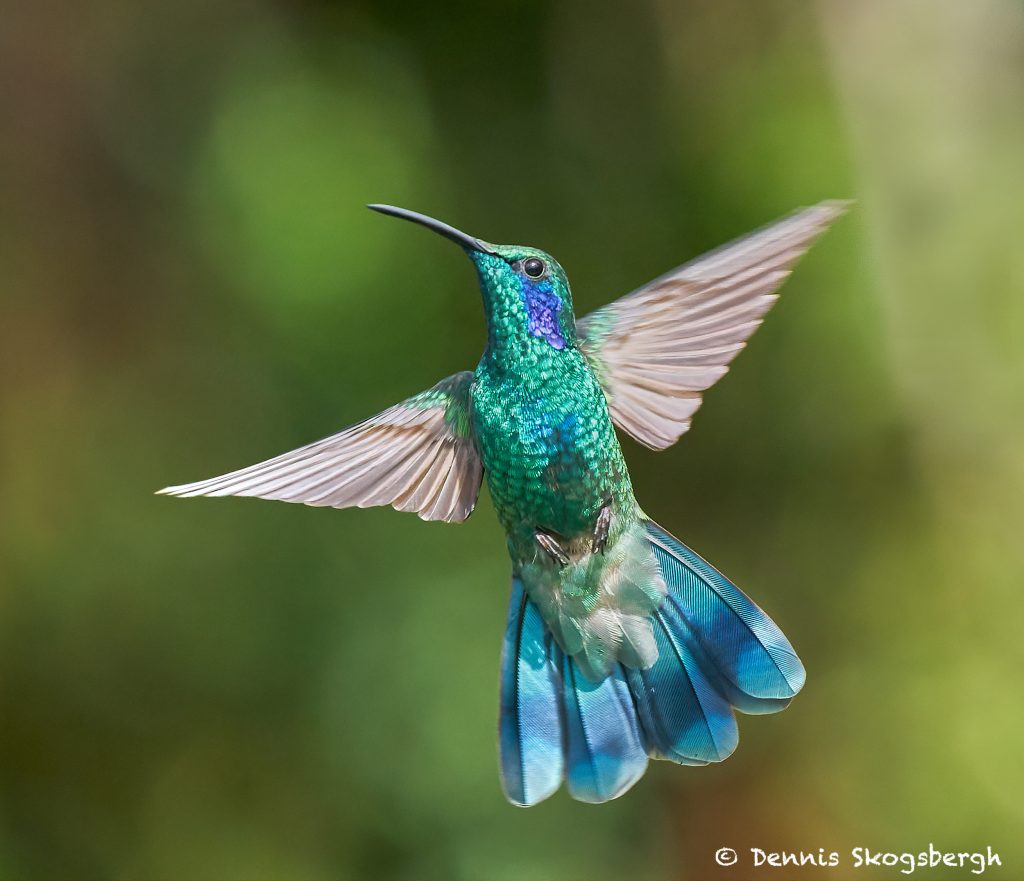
[368,204,495,255]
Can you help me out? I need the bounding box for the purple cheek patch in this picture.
[523,282,566,350]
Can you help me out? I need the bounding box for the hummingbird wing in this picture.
[577,201,847,450]
[158,371,482,523]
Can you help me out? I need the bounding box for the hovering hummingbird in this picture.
[160,200,845,805]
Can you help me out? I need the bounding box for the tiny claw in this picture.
[535,530,570,568]
[592,497,612,555]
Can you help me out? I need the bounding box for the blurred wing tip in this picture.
[155,480,221,498]
[155,486,196,498]
[810,198,854,220]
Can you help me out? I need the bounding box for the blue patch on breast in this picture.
[522,280,566,350]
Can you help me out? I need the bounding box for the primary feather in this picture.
[158,372,482,523]
[578,201,849,449]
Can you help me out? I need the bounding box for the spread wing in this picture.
[158,372,482,523]
[577,201,847,450]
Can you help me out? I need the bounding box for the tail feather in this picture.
[626,603,738,764]
[644,521,805,705]
[659,593,794,718]
[558,652,648,804]
[499,580,648,806]
[498,520,805,804]
[499,579,564,807]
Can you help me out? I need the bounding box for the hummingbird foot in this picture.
[535,529,570,568]
[591,496,613,555]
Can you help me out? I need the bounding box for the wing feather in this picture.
[158,372,483,523]
[578,201,848,449]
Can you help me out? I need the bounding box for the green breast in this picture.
[472,346,634,554]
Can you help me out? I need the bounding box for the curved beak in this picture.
[368,204,495,255]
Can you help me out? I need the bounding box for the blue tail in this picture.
[498,521,805,805]
[499,578,647,806]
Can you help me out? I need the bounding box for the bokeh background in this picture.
[2,1,1023,878]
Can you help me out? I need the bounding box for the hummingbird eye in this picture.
[523,257,546,279]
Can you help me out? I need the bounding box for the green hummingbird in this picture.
[160,200,845,805]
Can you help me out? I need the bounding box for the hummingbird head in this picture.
[368,204,577,355]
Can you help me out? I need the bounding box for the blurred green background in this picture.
[2,1,1022,878]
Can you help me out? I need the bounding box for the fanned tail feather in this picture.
[558,651,647,804]
[644,520,805,714]
[625,602,738,764]
[498,521,804,805]
[499,579,647,806]
[499,579,563,807]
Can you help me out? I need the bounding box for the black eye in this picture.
[523,257,546,279]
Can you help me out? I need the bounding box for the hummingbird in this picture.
[160,200,845,806]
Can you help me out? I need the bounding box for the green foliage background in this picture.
[2,2,1022,878]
